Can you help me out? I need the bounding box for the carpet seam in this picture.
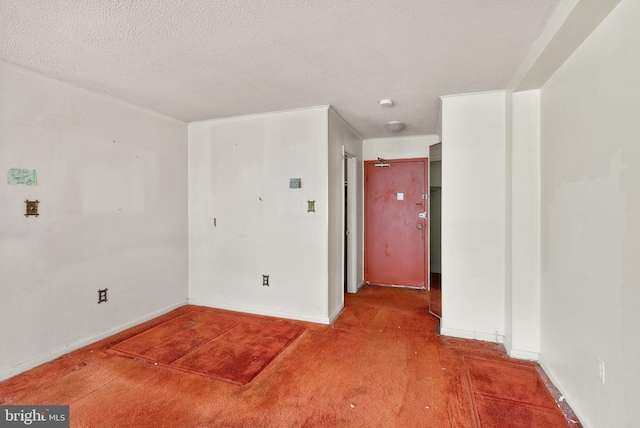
[462,356,482,428]
[108,308,247,363]
[109,310,198,348]
[109,317,306,386]
[472,392,561,411]
[244,326,306,384]
[110,307,264,352]
[167,323,306,385]
[66,376,120,406]
[165,321,240,366]
[465,355,561,411]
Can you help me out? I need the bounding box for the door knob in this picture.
[417,223,424,229]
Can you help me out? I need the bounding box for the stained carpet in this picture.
[465,357,572,427]
[108,310,304,385]
[0,286,582,427]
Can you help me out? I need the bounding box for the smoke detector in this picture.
[379,99,393,107]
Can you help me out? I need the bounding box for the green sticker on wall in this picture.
[7,168,38,185]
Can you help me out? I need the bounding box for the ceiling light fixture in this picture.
[385,121,404,132]
[379,99,393,107]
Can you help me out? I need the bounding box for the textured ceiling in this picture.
[0,0,560,138]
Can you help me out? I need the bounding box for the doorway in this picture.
[343,151,358,294]
[364,158,429,289]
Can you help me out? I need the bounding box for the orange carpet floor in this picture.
[0,286,581,427]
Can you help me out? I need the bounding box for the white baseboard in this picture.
[440,327,505,344]
[503,334,513,354]
[188,298,331,325]
[538,354,591,428]
[347,281,365,294]
[509,349,540,361]
[0,300,187,382]
[329,303,344,323]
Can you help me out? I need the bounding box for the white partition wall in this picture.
[440,91,507,342]
[188,107,334,323]
[507,90,541,360]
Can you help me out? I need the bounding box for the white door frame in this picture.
[343,149,358,294]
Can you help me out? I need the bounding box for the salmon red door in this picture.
[365,158,428,288]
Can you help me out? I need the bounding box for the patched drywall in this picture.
[0,63,188,380]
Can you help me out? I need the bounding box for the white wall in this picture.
[188,107,332,323]
[539,0,640,426]
[363,135,439,160]
[327,108,363,319]
[440,91,506,342]
[0,62,188,380]
[507,90,541,360]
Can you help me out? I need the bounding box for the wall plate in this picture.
[25,200,39,217]
[289,178,302,189]
[98,288,108,304]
